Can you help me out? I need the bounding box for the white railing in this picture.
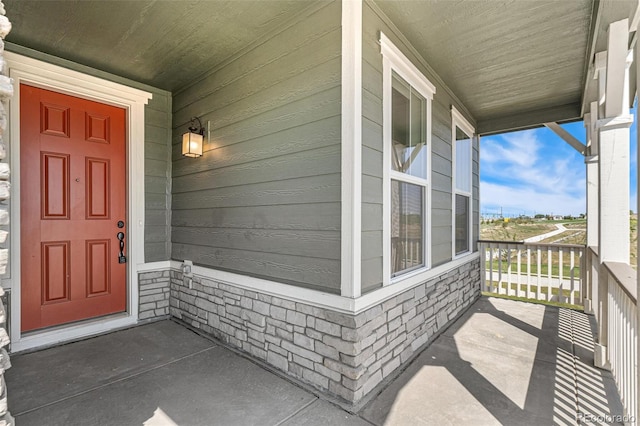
[601,260,637,423]
[478,240,585,306]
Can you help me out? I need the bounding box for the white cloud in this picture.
[480,129,586,216]
[481,181,586,217]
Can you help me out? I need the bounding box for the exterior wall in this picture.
[170,2,342,293]
[170,257,481,405]
[360,3,481,293]
[138,271,171,321]
[5,43,173,264]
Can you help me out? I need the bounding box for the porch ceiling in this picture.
[4,0,637,135]
[375,0,600,134]
[3,0,309,93]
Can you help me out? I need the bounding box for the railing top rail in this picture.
[603,261,637,305]
[478,240,586,250]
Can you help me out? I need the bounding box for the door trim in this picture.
[5,52,152,352]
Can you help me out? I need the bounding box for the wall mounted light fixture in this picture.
[182,117,204,158]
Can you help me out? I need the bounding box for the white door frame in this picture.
[5,52,152,352]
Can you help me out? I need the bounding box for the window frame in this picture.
[381,33,436,286]
[451,106,475,258]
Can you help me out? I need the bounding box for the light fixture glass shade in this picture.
[182,131,203,157]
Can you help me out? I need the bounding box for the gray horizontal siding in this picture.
[171,1,342,293]
[361,3,479,291]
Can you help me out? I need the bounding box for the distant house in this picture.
[2,0,635,406]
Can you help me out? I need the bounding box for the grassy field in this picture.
[479,219,557,241]
[481,216,637,268]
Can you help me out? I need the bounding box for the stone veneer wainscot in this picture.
[168,259,480,404]
[138,270,171,321]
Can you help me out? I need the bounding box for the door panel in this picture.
[21,84,127,332]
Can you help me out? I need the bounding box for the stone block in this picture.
[139,310,155,320]
[268,343,287,357]
[382,297,398,312]
[324,310,356,328]
[303,367,329,389]
[293,332,315,351]
[314,363,342,382]
[219,283,244,296]
[401,307,416,324]
[324,358,365,380]
[306,328,323,340]
[293,354,315,370]
[139,302,156,312]
[329,381,362,403]
[275,327,293,342]
[387,305,403,321]
[340,345,373,368]
[253,300,270,315]
[382,355,401,378]
[242,310,266,327]
[387,316,402,332]
[270,305,287,321]
[314,318,341,337]
[281,340,323,363]
[415,284,426,300]
[235,330,248,341]
[323,335,358,356]
[362,369,383,395]
[247,328,266,343]
[267,351,288,371]
[240,297,253,310]
[272,297,296,310]
[286,310,306,327]
[195,297,217,313]
[314,341,339,360]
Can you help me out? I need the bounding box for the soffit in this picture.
[375,0,596,134]
[3,0,310,92]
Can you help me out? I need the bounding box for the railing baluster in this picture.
[558,247,564,304]
[526,248,531,298]
[507,246,512,296]
[516,246,522,297]
[547,247,552,302]
[537,247,542,300]
[488,243,494,293]
[498,247,503,295]
[569,248,575,305]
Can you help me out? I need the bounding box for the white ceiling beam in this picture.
[543,122,587,156]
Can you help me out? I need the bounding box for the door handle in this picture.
[117,232,127,264]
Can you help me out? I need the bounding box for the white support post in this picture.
[584,105,598,315]
[340,0,362,298]
[595,18,633,370]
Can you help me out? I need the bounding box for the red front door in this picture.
[20,84,127,332]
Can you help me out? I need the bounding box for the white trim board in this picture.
[169,252,479,315]
[5,52,152,352]
[380,31,435,287]
[451,106,475,259]
[340,0,363,298]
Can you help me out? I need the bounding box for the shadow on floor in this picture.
[360,297,624,426]
[5,297,625,426]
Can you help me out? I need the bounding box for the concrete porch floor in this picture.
[6,297,625,425]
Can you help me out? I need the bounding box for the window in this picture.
[381,33,435,283]
[452,107,474,257]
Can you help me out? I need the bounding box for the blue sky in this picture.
[480,109,638,217]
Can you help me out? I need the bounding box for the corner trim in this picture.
[341,0,363,298]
